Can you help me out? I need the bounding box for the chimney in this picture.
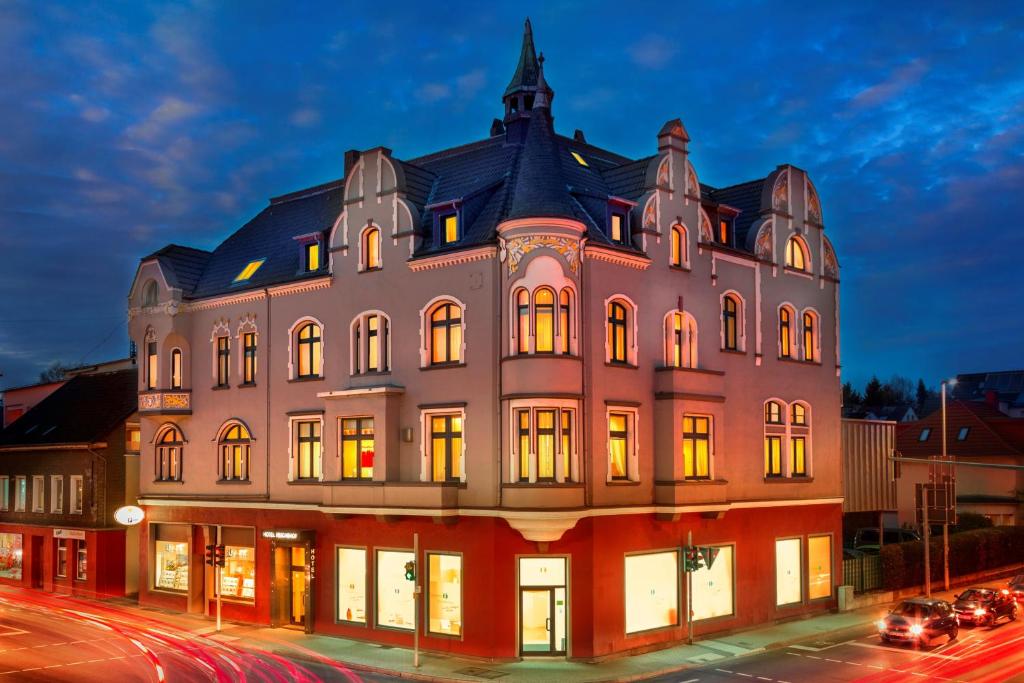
[343,149,361,179]
[985,390,999,409]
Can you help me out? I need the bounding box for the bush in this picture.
[951,513,993,534]
[879,525,1024,590]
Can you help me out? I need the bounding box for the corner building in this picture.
[128,21,843,660]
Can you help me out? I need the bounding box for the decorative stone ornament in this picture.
[807,180,823,225]
[755,221,774,260]
[501,235,580,274]
[772,170,789,213]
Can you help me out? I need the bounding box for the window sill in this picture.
[152,479,184,484]
[763,476,814,483]
[719,348,746,355]
[420,362,466,371]
[211,385,230,391]
[606,479,642,486]
[287,479,323,485]
[216,479,252,485]
[359,267,382,274]
[604,362,638,370]
[289,376,325,383]
[323,479,382,486]
[502,482,584,489]
[352,370,392,378]
[668,264,691,273]
[502,354,582,362]
[654,366,725,376]
[238,382,257,389]
[656,478,728,486]
[776,356,822,366]
[783,266,814,279]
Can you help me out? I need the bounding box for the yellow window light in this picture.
[234,258,266,283]
[571,151,589,167]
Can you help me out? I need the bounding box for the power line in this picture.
[73,319,127,368]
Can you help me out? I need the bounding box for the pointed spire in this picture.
[533,53,553,109]
[504,18,540,97]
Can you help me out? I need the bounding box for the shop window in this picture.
[76,541,87,580]
[692,545,734,621]
[429,413,463,483]
[242,332,257,385]
[294,420,322,480]
[14,476,26,512]
[775,538,802,607]
[427,553,462,637]
[70,475,83,513]
[50,476,64,513]
[0,476,8,512]
[682,415,711,480]
[376,549,415,630]
[153,525,189,592]
[0,534,23,580]
[625,551,679,634]
[808,535,832,600]
[31,475,44,512]
[219,423,251,481]
[56,539,68,578]
[336,547,367,624]
[341,418,374,480]
[219,527,255,601]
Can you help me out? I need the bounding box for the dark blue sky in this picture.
[0,1,1021,390]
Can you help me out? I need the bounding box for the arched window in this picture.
[779,306,794,359]
[155,426,183,482]
[670,225,686,267]
[170,349,182,389]
[534,288,555,353]
[791,403,807,425]
[559,289,572,354]
[722,295,740,351]
[352,312,390,374]
[665,311,697,368]
[802,311,817,362]
[220,423,251,481]
[790,402,810,476]
[607,301,629,364]
[363,227,381,270]
[142,280,158,307]
[764,400,785,478]
[296,322,322,378]
[765,400,783,424]
[515,289,530,354]
[786,236,809,271]
[429,301,463,365]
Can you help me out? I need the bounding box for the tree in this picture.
[916,379,930,410]
[842,381,863,407]
[39,362,69,383]
[886,375,914,405]
[864,376,884,406]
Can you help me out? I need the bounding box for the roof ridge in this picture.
[270,177,344,205]
[406,136,502,166]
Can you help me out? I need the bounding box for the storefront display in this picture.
[807,535,832,600]
[775,538,802,606]
[376,549,414,630]
[337,547,366,624]
[692,545,734,621]
[427,553,462,636]
[625,550,679,634]
[153,524,190,592]
[220,546,255,600]
[0,533,22,580]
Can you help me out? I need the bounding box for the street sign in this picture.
[699,546,720,570]
[916,482,957,526]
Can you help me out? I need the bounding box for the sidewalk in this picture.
[103,599,892,683]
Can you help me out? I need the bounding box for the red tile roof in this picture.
[895,400,1024,458]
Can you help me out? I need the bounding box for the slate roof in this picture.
[141,22,787,301]
[0,369,138,448]
[896,400,1024,459]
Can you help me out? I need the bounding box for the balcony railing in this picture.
[138,390,192,415]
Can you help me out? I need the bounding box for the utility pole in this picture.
[413,532,420,668]
[923,493,931,598]
[941,381,950,591]
[686,529,693,645]
[216,525,222,632]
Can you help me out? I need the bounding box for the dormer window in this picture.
[441,213,459,245]
[304,242,321,272]
[610,212,628,245]
[718,219,731,245]
[234,259,265,283]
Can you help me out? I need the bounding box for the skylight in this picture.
[571,151,589,167]
[957,427,970,441]
[234,259,266,283]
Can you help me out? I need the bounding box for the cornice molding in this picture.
[407,246,497,272]
[495,217,587,235]
[583,245,651,270]
[267,276,332,298]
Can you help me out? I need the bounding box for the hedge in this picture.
[879,525,1024,591]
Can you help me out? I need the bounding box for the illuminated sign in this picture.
[262,530,299,540]
[113,505,145,526]
[53,529,86,540]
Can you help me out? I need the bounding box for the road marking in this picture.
[678,679,699,683]
[824,658,842,663]
[849,641,961,660]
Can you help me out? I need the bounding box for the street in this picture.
[647,615,1024,683]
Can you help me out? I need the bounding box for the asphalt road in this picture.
[646,611,1024,683]
[0,589,399,682]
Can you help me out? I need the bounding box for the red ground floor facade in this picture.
[0,522,126,598]
[138,501,842,661]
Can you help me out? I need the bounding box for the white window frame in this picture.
[681,412,715,481]
[31,475,44,513]
[419,408,467,483]
[50,476,64,514]
[288,414,325,482]
[604,294,639,366]
[14,476,26,512]
[236,316,259,383]
[69,475,83,514]
[359,223,383,272]
[0,476,8,512]
[663,309,698,369]
[350,311,391,375]
[335,545,368,625]
[508,400,579,483]
[777,303,797,359]
[605,406,640,483]
[669,223,689,269]
[209,319,231,385]
[419,296,467,368]
[375,548,416,631]
[784,234,812,272]
[287,316,326,380]
[719,290,746,352]
[800,308,821,363]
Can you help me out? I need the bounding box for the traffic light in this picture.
[214,544,226,568]
[404,560,416,581]
[683,546,704,573]
[205,544,216,567]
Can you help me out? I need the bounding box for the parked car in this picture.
[843,547,867,560]
[854,528,921,553]
[1009,574,1024,603]
[877,598,958,646]
[952,587,1019,627]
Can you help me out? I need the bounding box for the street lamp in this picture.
[940,378,958,591]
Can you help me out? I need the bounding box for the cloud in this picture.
[415,82,452,103]
[456,68,487,98]
[628,35,677,69]
[848,58,929,110]
[290,108,322,127]
[124,96,201,142]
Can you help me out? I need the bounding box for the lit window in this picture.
[363,227,381,270]
[802,311,817,362]
[295,420,322,480]
[666,311,697,368]
[570,151,588,167]
[625,551,679,634]
[791,436,807,476]
[429,302,462,365]
[559,289,572,354]
[341,417,374,480]
[692,545,734,620]
[50,476,64,513]
[534,289,555,353]
[337,547,367,624]
[441,214,458,245]
[234,259,265,283]
[146,342,158,390]
[765,436,782,477]
[376,549,415,630]
[807,535,832,600]
[242,332,257,384]
[765,401,783,424]
[76,540,87,581]
[776,538,802,606]
[957,427,970,441]
[296,322,322,378]
[722,295,740,351]
[610,213,627,243]
[126,425,141,454]
[220,423,251,481]
[156,427,184,482]
[607,301,629,364]
[170,349,182,389]
[305,242,320,272]
[608,412,632,480]
[56,539,68,578]
[515,289,530,354]
[779,307,793,358]
[718,219,730,244]
[153,526,188,592]
[0,534,22,581]
[514,406,575,482]
[791,403,807,426]
[70,475,83,513]
[220,540,255,601]
[786,237,808,271]
[216,337,229,387]
[428,553,463,637]
[919,428,931,442]
[430,414,462,482]
[682,415,711,480]
[670,225,686,267]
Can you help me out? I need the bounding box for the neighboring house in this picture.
[126,21,843,660]
[1,358,137,428]
[895,401,1024,527]
[954,370,1024,418]
[843,404,918,423]
[841,419,898,545]
[0,369,140,597]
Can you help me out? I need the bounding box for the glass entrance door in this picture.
[289,547,307,626]
[521,589,553,653]
[518,557,567,656]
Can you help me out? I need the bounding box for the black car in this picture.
[854,528,921,554]
[1009,574,1024,603]
[952,587,1018,626]
[877,598,958,646]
